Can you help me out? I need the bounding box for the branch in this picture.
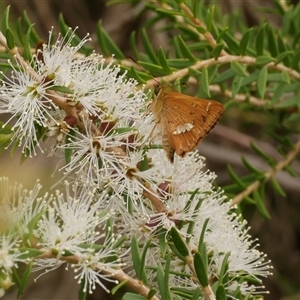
[231,139,300,206]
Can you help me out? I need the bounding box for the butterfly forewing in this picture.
[163,92,223,158]
[151,81,224,162]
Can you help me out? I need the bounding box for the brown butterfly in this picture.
[151,81,224,162]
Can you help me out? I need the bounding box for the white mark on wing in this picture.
[206,102,211,112]
[172,123,194,135]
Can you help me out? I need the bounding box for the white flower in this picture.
[0,177,49,235]
[36,183,109,258]
[0,59,59,156]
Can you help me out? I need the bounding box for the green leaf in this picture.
[0,124,13,154]
[49,85,74,94]
[241,156,263,175]
[96,20,125,59]
[253,188,271,219]
[200,67,210,97]
[23,24,34,62]
[158,47,172,73]
[192,287,201,300]
[212,43,224,60]
[177,35,197,63]
[267,25,278,57]
[78,278,87,300]
[6,28,15,50]
[255,55,276,65]
[22,11,40,45]
[231,75,243,98]
[123,293,147,300]
[222,30,240,54]
[17,260,33,298]
[64,129,76,164]
[257,67,268,98]
[131,235,142,280]
[227,164,246,189]
[194,252,209,287]
[170,227,189,257]
[239,28,253,55]
[16,17,25,46]
[129,31,139,60]
[256,24,266,56]
[230,60,248,77]
[291,47,300,70]
[270,176,286,197]
[198,218,209,253]
[250,142,276,167]
[216,284,226,300]
[2,6,10,33]
[141,28,159,64]
[275,51,293,65]
[212,69,235,84]
[111,280,128,295]
[147,289,157,299]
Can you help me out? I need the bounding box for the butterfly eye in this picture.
[154,85,161,95]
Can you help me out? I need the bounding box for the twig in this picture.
[231,139,300,206]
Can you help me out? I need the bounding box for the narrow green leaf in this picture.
[78,279,87,300]
[49,85,74,94]
[216,284,226,300]
[194,252,209,287]
[284,164,297,177]
[239,28,253,55]
[212,69,235,84]
[23,24,34,62]
[280,71,290,84]
[222,31,240,54]
[138,61,165,76]
[157,264,166,300]
[257,67,268,98]
[290,48,300,70]
[96,20,124,59]
[198,218,209,252]
[230,60,248,77]
[212,43,224,60]
[17,260,33,298]
[256,24,266,56]
[275,97,297,108]
[218,253,230,284]
[6,28,15,50]
[227,165,246,188]
[111,280,128,295]
[140,240,152,285]
[192,287,201,300]
[129,31,139,60]
[147,289,157,299]
[253,188,271,219]
[2,5,10,33]
[141,28,159,64]
[170,227,189,257]
[270,176,286,197]
[16,18,25,46]
[64,129,76,164]
[275,51,293,65]
[177,35,197,63]
[158,47,172,73]
[267,25,278,57]
[22,11,40,44]
[255,55,276,65]
[123,293,147,300]
[241,156,263,175]
[250,142,276,167]
[131,235,142,280]
[200,67,210,97]
[231,75,243,98]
